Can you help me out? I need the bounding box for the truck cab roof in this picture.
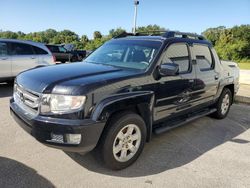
[112,31,212,46]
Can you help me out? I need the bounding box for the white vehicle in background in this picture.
[0,39,55,83]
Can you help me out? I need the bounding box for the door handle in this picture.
[215,75,219,80]
[30,57,36,59]
[1,57,8,60]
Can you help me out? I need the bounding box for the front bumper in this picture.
[10,98,105,153]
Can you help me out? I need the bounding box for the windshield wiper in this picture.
[85,60,117,68]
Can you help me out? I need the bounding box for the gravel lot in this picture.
[0,83,250,188]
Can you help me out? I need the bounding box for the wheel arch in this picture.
[223,84,235,104]
[91,91,155,142]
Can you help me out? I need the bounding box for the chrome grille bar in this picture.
[14,84,40,115]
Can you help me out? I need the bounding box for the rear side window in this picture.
[11,42,34,55]
[33,46,48,55]
[58,46,67,53]
[46,45,59,52]
[193,44,214,71]
[163,43,190,73]
[0,42,8,56]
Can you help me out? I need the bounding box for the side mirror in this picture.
[159,63,179,76]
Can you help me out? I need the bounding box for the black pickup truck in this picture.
[46,44,86,63]
[10,31,239,170]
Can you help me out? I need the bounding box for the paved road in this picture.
[0,83,250,188]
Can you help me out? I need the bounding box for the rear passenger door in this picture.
[192,44,219,106]
[32,45,51,65]
[0,41,12,78]
[10,42,38,76]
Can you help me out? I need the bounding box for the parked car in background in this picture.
[46,44,71,63]
[0,39,55,83]
[46,44,86,63]
[63,44,86,61]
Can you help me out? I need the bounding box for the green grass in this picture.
[238,63,250,70]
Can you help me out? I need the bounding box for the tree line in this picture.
[202,25,250,63]
[0,24,249,63]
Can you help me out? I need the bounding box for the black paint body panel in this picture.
[10,36,239,152]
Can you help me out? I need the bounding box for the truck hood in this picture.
[16,62,141,94]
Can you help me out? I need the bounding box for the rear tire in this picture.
[211,88,232,119]
[98,112,146,170]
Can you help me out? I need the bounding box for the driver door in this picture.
[154,42,196,122]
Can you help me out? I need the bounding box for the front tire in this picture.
[98,112,146,170]
[212,88,232,119]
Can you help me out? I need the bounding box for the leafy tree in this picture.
[44,29,57,43]
[202,26,226,45]
[211,25,250,61]
[93,31,102,39]
[85,37,109,50]
[136,24,166,33]
[17,31,25,39]
[0,31,18,39]
[109,28,126,38]
[81,35,89,43]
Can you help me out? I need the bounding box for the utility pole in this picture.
[133,0,139,34]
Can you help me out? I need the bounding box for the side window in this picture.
[163,43,190,73]
[46,45,58,52]
[58,46,67,53]
[193,44,214,71]
[33,46,48,55]
[11,42,34,55]
[0,42,8,56]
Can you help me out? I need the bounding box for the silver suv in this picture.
[0,39,55,82]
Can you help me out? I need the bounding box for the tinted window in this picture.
[33,46,48,55]
[46,45,59,52]
[193,44,213,71]
[11,42,34,55]
[58,46,67,53]
[163,43,190,73]
[0,42,8,56]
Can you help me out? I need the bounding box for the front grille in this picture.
[14,84,40,115]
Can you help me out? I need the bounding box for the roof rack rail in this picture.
[113,32,135,38]
[162,31,205,40]
[113,30,205,40]
[113,30,166,38]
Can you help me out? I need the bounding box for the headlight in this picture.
[40,94,86,114]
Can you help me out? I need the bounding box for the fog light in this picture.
[65,134,81,144]
[50,133,64,143]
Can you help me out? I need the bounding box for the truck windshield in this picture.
[85,39,162,70]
